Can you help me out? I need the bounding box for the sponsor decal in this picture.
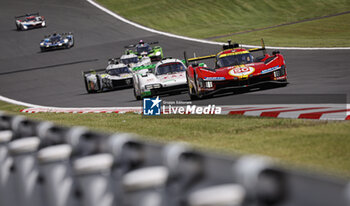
[219,51,249,58]
[163,105,221,114]
[261,66,280,74]
[228,66,255,77]
[120,74,130,78]
[204,77,226,81]
[143,97,222,115]
[143,96,161,116]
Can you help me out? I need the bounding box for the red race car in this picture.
[185,40,288,99]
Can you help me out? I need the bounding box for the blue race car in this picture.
[40,32,74,52]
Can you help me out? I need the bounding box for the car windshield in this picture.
[217,53,253,68]
[25,17,35,22]
[107,67,130,75]
[50,35,61,42]
[136,44,151,54]
[121,57,138,65]
[156,62,185,75]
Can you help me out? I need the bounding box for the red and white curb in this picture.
[20,107,142,114]
[20,104,350,121]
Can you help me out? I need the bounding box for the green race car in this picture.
[124,40,163,62]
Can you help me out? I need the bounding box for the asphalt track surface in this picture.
[1,0,350,107]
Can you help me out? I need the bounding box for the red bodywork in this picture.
[186,47,287,97]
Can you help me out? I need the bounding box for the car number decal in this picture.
[228,66,255,77]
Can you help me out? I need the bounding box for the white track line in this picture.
[0,95,43,108]
[86,0,350,50]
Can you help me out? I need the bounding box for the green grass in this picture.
[1,100,350,176]
[96,0,350,47]
[216,13,350,47]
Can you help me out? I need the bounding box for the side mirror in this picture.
[272,50,280,55]
[191,63,199,67]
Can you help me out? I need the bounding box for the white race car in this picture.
[15,13,46,31]
[83,59,133,93]
[133,58,188,100]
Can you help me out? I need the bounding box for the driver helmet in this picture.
[139,40,144,45]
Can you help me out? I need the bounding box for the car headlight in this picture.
[274,67,285,77]
[153,84,161,88]
[205,81,213,88]
[64,39,68,43]
[23,25,27,29]
[155,51,161,56]
[42,21,46,26]
[40,42,44,46]
[145,84,161,90]
[58,43,62,46]
[198,78,205,88]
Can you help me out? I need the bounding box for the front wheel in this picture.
[188,81,199,100]
[134,87,141,100]
[189,88,199,100]
[84,77,94,93]
[96,75,103,92]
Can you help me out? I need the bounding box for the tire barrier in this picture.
[0,111,349,206]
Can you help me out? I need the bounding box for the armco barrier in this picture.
[0,111,349,206]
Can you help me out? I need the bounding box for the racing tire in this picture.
[186,74,198,100]
[279,80,288,87]
[40,47,46,52]
[84,77,94,94]
[96,75,103,92]
[189,88,199,100]
[193,72,204,99]
[133,88,141,100]
[70,39,74,48]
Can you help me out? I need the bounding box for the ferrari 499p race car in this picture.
[83,58,134,93]
[15,13,46,31]
[133,58,188,100]
[40,32,74,52]
[125,40,163,62]
[185,40,288,99]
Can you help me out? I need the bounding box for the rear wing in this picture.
[15,12,40,19]
[43,32,73,38]
[108,58,120,65]
[82,68,105,76]
[248,38,266,55]
[183,51,216,67]
[184,39,266,66]
[61,32,73,36]
[124,41,159,49]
